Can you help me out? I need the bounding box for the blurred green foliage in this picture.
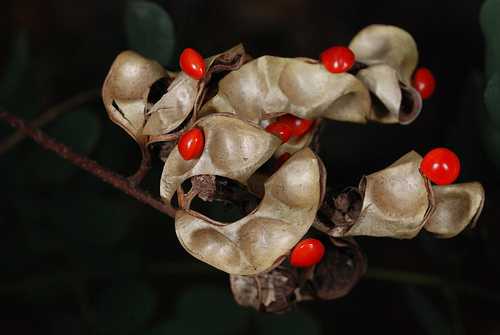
[480,0,500,169]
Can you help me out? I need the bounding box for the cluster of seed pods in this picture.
[102,25,484,311]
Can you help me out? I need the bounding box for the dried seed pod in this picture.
[301,238,366,301]
[230,238,366,312]
[143,72,198,136]
[170,147,323,275]
[356,64,422,125]
[333,151,434,239]
[230,266,299,313]
[349,24,418,84]
[424,182,485,238]
[144,44,248,137]
[102,50,167,145]
[160,114,281,204]
[199,56,372,124]
[349,25,422,124]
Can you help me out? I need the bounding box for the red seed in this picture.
[178,127,205,160]
[265,122,293,142]
[420,148,461,185]
[278,114,314,137]
[412,67,436,100]
[180,48,206,80]
[290,238,325,268]
[320,46,356,73]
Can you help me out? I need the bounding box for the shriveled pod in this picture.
[349,25,422,124]
[102,50,167,146]
[229,237,366,312]
[331,151,435,239]
[199,56,373,125]
[143,44,248,140]
[161,119,323,274]
[424,183,485,238]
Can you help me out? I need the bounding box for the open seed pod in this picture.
[349,24,418,84]
[349,25,422,125]
[332,151,434,239]
[102,50,167,146]
[424,182,485,238]
[160,113,282,203]
[356,64,422,124]
[164,138,323,274]
[229,237,366,312]
[143,44,248,138]
[199,56,374,125]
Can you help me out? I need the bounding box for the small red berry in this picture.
[265,122,293,142]
[412,67,436,100]
[180,48,206,80]
[420,148,461,185]
[290,238,325,268]
[278,114,314,137]
[178,127,205,160]
[320,46,356,73]
[273,152,291,171]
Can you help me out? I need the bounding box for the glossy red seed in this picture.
[420,148,461,185]
[412,67,436,100]
[180,48,206,80]
[178,128,205,160]
[290,238,325,268]
[265,122,293,142]
[320,46,356,73]
[278,114,314,137]
[273,152,291,171]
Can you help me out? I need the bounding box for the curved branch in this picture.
[0,108,176,219]
[0,89,100,155]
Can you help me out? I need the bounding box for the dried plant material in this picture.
[230,238,365,312]
[230,266,298,313]
[357,64,422,124]
[173,148,322,275]
[200,56,373,124]
[144,44,248,136]
[102,50,166,145]
[299,238,366,301]
[275,124,316,157]
[349,24,418,84]
[333,151,434,239]
[424,182,485,238]
[143,72,198,135]
[160,114,281,204]
[315,188,362,235]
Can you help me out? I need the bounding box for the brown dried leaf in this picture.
[424,182,485,238]
[200,56,372,124]
[349,24,418,84]
[333,151,434,239]
[102,50,166,144]
[172,148,322,275]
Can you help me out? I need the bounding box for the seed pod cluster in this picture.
[102,25,485,312]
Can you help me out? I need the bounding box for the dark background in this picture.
[1,0,499,334]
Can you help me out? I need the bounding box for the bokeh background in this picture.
[1,0,500,334]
